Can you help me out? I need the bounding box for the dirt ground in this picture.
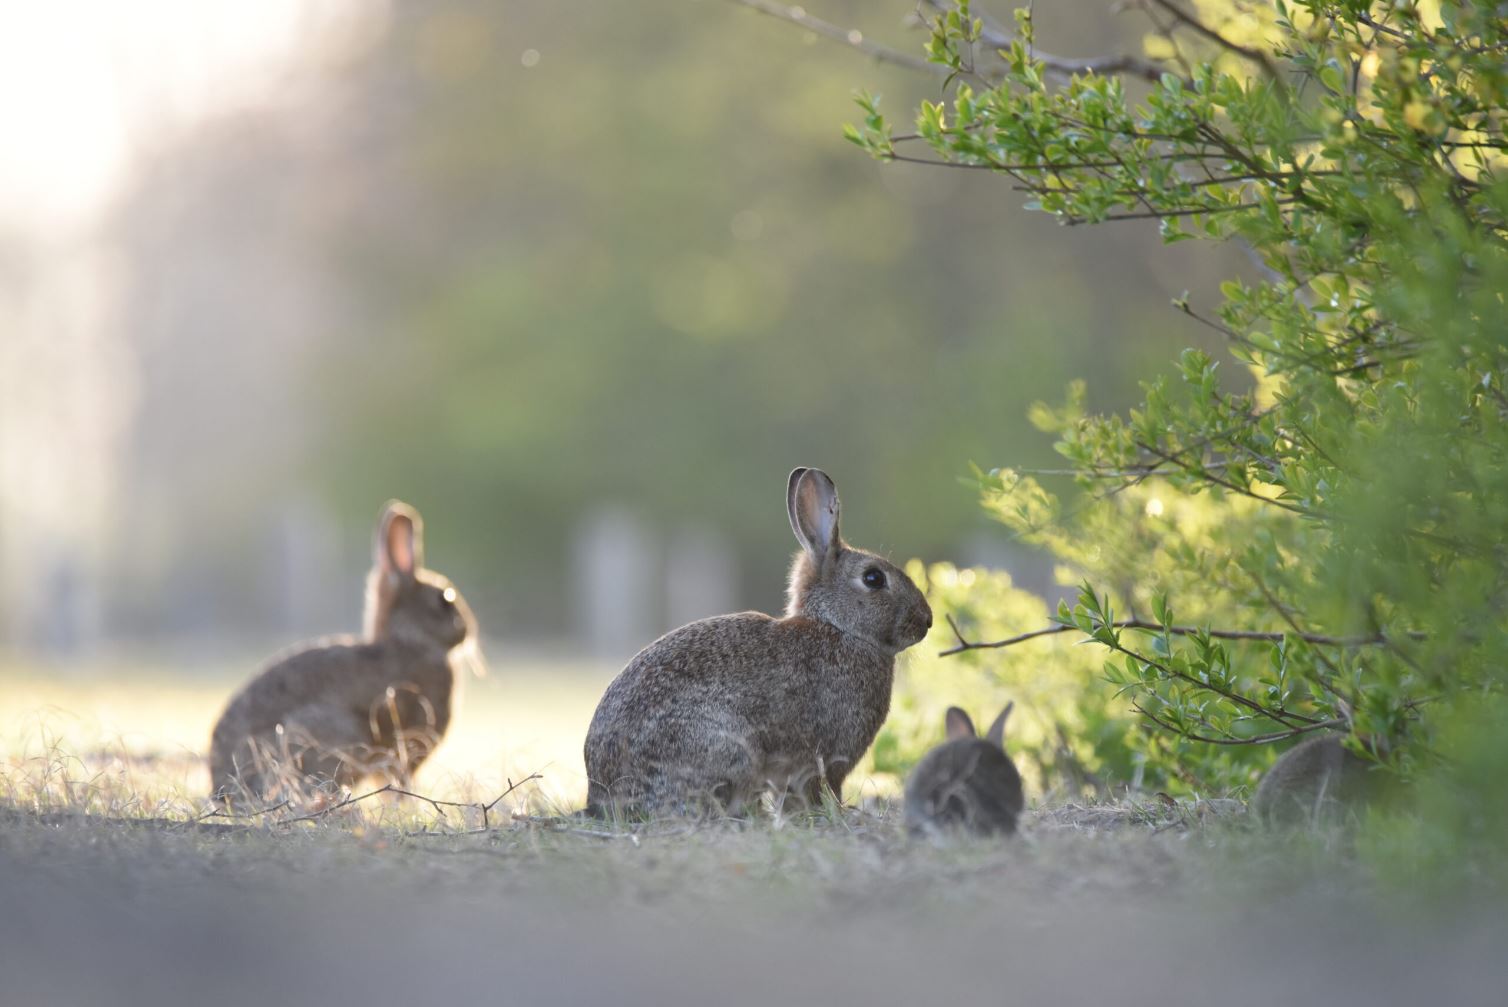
[3,796,1505,1007]
[3,665,1504,1006]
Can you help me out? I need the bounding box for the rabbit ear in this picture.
[787,467,840,566]
[786,467,809,525]
[376,501,424,579]
[944,706,977,740]
[985,701,1015,748]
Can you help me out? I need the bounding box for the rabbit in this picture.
[209,500,477,805]
[1250,732,1377,824]
[583,467,933,818]
[904,703,1025,836]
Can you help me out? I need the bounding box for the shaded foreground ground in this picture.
[3,667,1504,1004]
[3,798,1505,1007]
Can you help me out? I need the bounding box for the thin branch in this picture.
[941,614,1414,657]
[1137,0,1197,80]
[1246,569,1351,707]
[1133,440,1311,514]
[729,0,943,75]
[1014,461,1239,477]
[275,774,542,827]
[1355,12,1413,44]
[942,612,1074,652]
[479,774,543,828]
[277,784,399,825]
[1131,702,1345,745]
[878,151,1007,170]
[194,798,290,822]
[1146,0,1281,77]
[918,0,1169,84]
[1064,198,1302,224]
[1114,637,1320,726]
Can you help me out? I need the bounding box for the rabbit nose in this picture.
[923,611,933,631]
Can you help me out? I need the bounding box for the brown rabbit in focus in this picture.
[904,703,1025,836]
[583,467,933,818]
[209,501,477,804]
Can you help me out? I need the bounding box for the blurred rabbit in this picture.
[584,467,933,817]
[1250,732,1377,825]
[209,500,477,805]
[904,703,1025,836]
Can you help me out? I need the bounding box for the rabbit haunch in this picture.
[584,467,933,817]
[1250,733,1380,824]
[209,501,477,803]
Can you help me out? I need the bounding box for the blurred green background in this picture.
[1,0,1243,660]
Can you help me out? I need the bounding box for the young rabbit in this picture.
[904,703,1025,836]
[583,467,933,817]
[209,500,477,804]
[1250,732,1376,824]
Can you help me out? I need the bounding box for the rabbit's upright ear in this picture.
[787,467,841,567]
[377,501,424,580]
[985,701,1015,748]
[944,706,977,741]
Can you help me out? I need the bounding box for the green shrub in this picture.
[847,1,1508,795]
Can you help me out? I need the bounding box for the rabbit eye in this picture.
[440,587,457,607]
[861,568,886,590]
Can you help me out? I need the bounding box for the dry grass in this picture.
[3,661,1505,1007]
[6,762,1503,1007]
[0,662,1256,918]
[0,653,617,809]
[0,657,1355,907]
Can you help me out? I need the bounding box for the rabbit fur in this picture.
[583,467,933,817]
[1250,732,1377,824]
[209,500,476,804]
[904,703,1025,836]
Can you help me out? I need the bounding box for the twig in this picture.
[278,785,398,825]
[382,787,459,819]
[1133,439,1311,515]
[1131,702,1345,745]
[917,0,1169,84]
[1064,198,1302,224]
[275,773,543,828]
[1111,637,1320,727]
[1145,0,1280,77]
[941,614,1419,657]
[194,798,290,822]
[729,0,943,75]
[1246,570,1350,706]
[479,774,543,829]
[1355,12,1412,44]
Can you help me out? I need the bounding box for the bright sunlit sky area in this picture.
[0,1,390,650]
[0,0,1238,659]
[0,0,383,232]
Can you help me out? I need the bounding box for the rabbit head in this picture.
[363,500,475,651]
[948,704,1011,746]
[904,702,1024,836]
[783,467,932,653]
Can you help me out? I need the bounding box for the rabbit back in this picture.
[1250,733,1374,824]
[210,638,454,802]
[584,612,895,816]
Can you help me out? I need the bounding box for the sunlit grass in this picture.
[0,651,622,816]
[0,650,922,820]
[0,655,1424,938]
[0,650,1369,906]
